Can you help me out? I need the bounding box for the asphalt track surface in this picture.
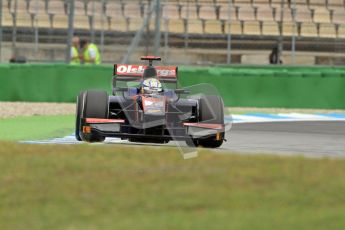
[23,120,345,158]
[222,121,345,158]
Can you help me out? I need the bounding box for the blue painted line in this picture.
[224,116,235,122]
[316,113,345,119]
[245,113,290,119]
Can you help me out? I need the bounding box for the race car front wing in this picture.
[82,118,225,141]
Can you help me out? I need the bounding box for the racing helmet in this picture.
[142,78,162,94]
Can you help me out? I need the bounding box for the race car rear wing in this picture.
[113,64,178,83]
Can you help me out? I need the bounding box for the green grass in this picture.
[0,142,345,229]
[0,115,74,141]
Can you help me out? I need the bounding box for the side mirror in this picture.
[174,89,190,94]
[114,87,130,92]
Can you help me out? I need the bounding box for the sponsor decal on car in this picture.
[116,64,176,77]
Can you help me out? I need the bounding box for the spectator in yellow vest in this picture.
[80,39,101,65]
[70,36,80,65]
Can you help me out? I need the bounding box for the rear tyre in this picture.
[79,90,109,142]
[187,95,225,148]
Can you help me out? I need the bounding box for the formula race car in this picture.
[75,56,225,148]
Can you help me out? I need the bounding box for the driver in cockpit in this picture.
[136,77,163,110]
[140,77,163,95]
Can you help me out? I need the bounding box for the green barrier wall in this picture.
[1,64,345,109]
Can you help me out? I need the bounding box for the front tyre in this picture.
[79,90,109,143]
[75,91,85,141]
[187,95,225,148]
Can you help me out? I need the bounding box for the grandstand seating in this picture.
[243,21,261,35]
[124,3,146,31]
[47,0,68,29]
[9,0,31,27]
[2,0,345,55]
[319,23,336,38]
[87,1,106,30]
[262,21,280,35]
[233,0,252,7]
[180,4,199,19]
[162,4,180,20]
[309,0,327,9]
[313,8,331,23]
[275,8,293,22]
[252,0,271,8]
[282,22,296,36]
[333,9,345,24]
[29,0,50,28]
[199,5,217,33]
[270,0,288,8]
[187,19,203,33]
[218,5,238,21]
[238,7,256,21]
[2,0,345,40]
[162,4,184,33]
[295,5,313,23]
[199,5,217,21]
[74,1,89,30]
[256,6,275,22]
[204,19,223,33]
[327,0,345,10]
[301,22,318,37]
[105,2,127,31]
[339,25,345,38]
[219,5,240,34]
[2,0,12,27]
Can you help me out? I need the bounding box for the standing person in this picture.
[80,39,101,65]
[269,46,282,64]
[70,36,80,65]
